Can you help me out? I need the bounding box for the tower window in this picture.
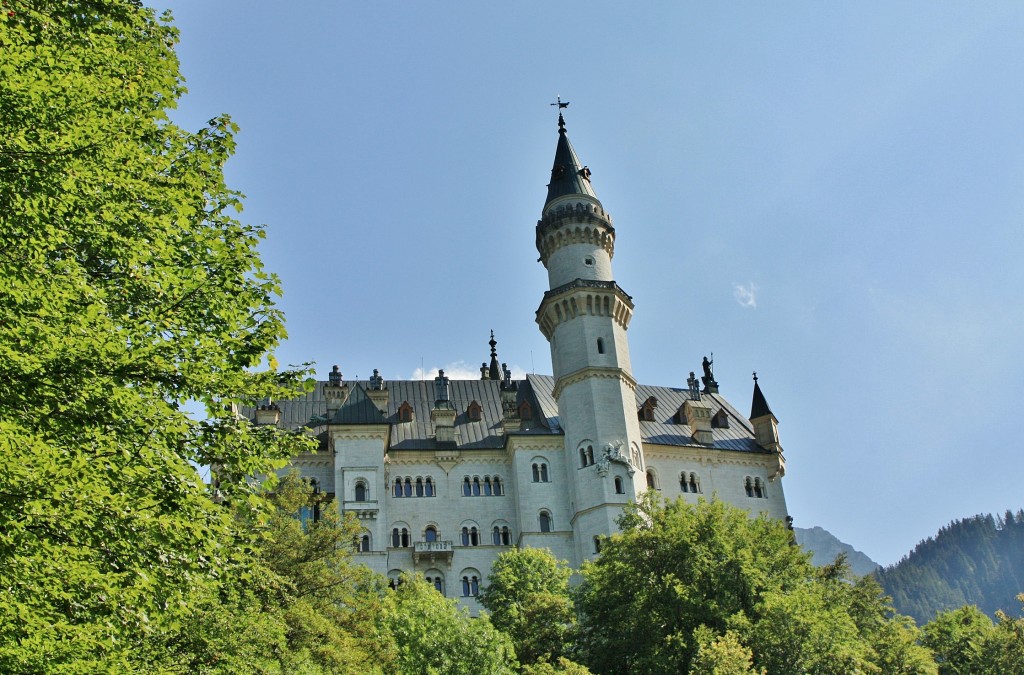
[354,480,367,502]
[584,255,595,266]
[614,476,624,494]
[596,338,605,354]
[539,511,552,533]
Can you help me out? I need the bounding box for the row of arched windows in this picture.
[462,475,503,496]
[393,476,435,497]
[532,462,550,482]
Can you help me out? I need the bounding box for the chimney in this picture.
[324,365,348,417]
[683,398,713,445]
[366,368,389,412]
[255,402,281,426]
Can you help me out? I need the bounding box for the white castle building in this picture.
[249,113,789,609]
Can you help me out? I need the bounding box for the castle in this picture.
[249,113,789,608]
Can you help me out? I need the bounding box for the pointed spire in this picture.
[544,112,600,209]
[488,330,501,380]
[750,372,775,420]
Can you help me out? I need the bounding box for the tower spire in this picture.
[544,107,600,210]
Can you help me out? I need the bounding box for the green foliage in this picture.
[478,547,577,666]
[875,510,1024,623]
[0,1,312,670]
[923,596,1024,675]
[575,495,939,675]
[378,575,518,675]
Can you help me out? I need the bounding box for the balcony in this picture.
[413,540,454,567]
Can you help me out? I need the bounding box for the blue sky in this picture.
[159,2,1024,566]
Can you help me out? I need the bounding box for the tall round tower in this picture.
[535,113,647,562]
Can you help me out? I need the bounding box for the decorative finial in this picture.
[752,371,758,383]
[489,330,497,358]
[488,330,501,381]
[550,96,569,133]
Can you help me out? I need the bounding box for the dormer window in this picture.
[711,409,730,429]
[398,401,414,423]
[518,400,533,421]
[466,400,483,422]
[675,405,687,425]
[639,396,657,422]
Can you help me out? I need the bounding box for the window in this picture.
[425,526,438,542]
[462,575,480,597]
[425,571,444,594]
[403,477,412,497]
[359,533,370,552]
[533,462,550,483]
[472,477,481,496]
[463,477,472,496]
[646,470,658,490]
[587,445,594,465]
[492,524,511,546]
[425,477,434,497]
[754,478,765,499]
[597,338,605,354]
[532,463,540,482]
[394,478,402,498]
[745,477,765,498]
[354,480,367,502]
[466,400,483,422]
[390,527,410,548]
[540,464,548,482]
[483,477,492,496]
[584,255,594,266]
[399,401,414,423]
[614,476,624,494]
[712,409,730,429]
[745,477,754,498]
[580,444,596,467]
[539,511,552,533]
[681,472,702,494]
[461,526,479,546]
[640,396,657,422]
[593,536,602,553]
[493,476,503,496]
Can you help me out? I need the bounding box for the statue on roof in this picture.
[701,355,719,394]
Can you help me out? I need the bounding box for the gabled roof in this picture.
[544,114,600,208]
[333,384,387,424]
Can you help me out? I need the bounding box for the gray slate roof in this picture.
[244,374,768,455]
[545,117,600,207]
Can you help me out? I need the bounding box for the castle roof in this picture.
[245,374,768,455]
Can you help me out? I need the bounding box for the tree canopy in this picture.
[0,1,311,669]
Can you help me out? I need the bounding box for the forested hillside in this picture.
[794,526,880,576]
[875,510,1024,624]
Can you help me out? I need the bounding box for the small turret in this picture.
[750,373,785,477]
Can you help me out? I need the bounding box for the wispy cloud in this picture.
[733,282,758,309]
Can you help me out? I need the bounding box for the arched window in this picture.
[586,445,594,465]
[540,464,549,482]
[460,569,482,597]
[614,476,624,494]
[403,477,412,498]
[593,536,602,553]
[532,463,540,482]
[425,571,444,594]
[355,480,367,502]
[461,527,470,546]
[425,526,438,543]
[470,527,479,546]
[689,473,701,494]
[539,511,552,533]
[416,477,424,497]
[401,528,410,548]
[471,577,479,596]
[580,447,587,467]
[463,477,471,496]
[492,526,501,546]
[597,337,605,354]
[493,477,503,495]
[501,526,511,545]
[359,533,370,552]
[472,477,481,496]
[425,477,434,497]
[483,477,492,496]
[394,478,402,498]
[391,528,400,548]
[745,477,754,498]
[754,478,765,499]
[680,473,689,492]
[646,470,657,490]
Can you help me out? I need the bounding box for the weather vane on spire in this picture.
[550,96,570,132]
[550,95,570,110]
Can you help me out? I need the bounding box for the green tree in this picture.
[690,627,764,675]
[0,1,311,670]
[378,575,518,675]
[575,495,938,675]
[478,547,578,667]
[922,605,992,675]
